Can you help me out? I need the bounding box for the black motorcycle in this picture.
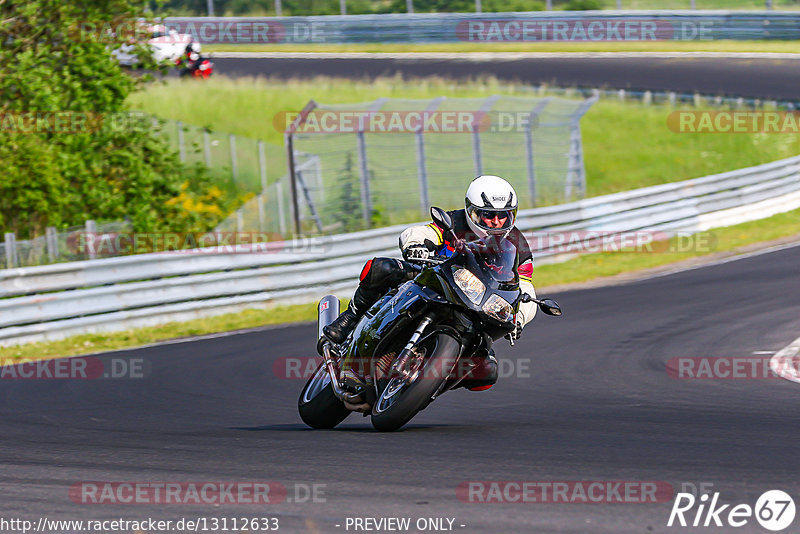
[299,207,562,432]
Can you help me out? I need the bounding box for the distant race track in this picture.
[213,54,800,99]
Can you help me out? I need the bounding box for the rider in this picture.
[180,41,203,73]
[322,175,537,394]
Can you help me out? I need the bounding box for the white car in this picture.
[113,24,193,67]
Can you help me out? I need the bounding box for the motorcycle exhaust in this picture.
[317,295,340,339]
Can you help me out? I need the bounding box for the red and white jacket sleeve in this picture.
[517,258,537,326]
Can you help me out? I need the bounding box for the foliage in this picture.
[563,0,604,9]
[0,0,231,238]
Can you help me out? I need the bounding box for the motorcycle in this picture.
[299,207,563,432]
[175,54,214,79]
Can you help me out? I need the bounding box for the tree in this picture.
[0,0,229,238]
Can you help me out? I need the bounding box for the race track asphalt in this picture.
[2,242,800,533]
[212,55,800,100]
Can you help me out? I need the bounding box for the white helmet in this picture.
[464,175,518,239]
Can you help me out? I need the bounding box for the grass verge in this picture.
[2,207,798,363]
[130,76,800,198]
[204,40,800,55]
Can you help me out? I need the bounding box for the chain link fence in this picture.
[269,94,596,235]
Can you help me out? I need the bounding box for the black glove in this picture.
[506,320,523,343]
[403,245,432,261]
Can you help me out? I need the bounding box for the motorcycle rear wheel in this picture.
[298,361,351,429]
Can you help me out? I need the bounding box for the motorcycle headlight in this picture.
[482,294,513,323]
[452,267,485,305]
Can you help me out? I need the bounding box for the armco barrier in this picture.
[164,12,800,45]
[0,154,799,346]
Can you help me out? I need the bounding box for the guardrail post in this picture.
[203,130,212,166]
[177,121,186,162]
[475,0,482,13]
[545,0,552,9]
[406,0,413,13]
[85,220,97,260]
[4,232,17,269]
[229,134,238,181]
[356,130,372,228]
[618,89,625,102]
[275,0,282,16]
[340,0,346,15]
[46,227,58,263]
[669,92,677,107]
[644,91,652,105]
[236,209,244,233]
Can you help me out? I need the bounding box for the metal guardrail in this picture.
[0,154,799,346]
[165,12,800,44]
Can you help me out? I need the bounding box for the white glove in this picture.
[403,245,432,261]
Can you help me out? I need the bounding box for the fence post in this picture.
[229,134,238,180]
[566,97,598,201]
[473,95,499,177]
[285,133,301,236]
[177,121,186,162]
[643,91,652,105]
[4,232,17,269]
[275,0,282,15]
[616,0,621,8]
[276,180,287,236]
[475,0,482,13]
[545,0,552,9]
[669,92,677,106]
[46,226,58,263]
[258,140,268,193]
[415,131,429,218]
[203,130,212,166]
[356,131,372,228]
[340,0,346,15]
[236,209,244,233]
[525,98,551,208]
[406,0,413,13]
[85,220,97,260]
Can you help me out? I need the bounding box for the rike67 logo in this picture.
[668,489,795,531]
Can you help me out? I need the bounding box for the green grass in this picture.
[2,206,798,363]
[205,40,800,54]
[129,76,800,201]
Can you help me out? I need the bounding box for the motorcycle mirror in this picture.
[537,298,562,317]
[430,207,454,234]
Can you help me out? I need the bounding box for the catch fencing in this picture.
[0,153,798,346]
[224,95,595,237]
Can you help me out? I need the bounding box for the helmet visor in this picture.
[468,206,516,234]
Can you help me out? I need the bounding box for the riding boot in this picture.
[322,285,380,345]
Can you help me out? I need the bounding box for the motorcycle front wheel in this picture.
[371,332,460,432]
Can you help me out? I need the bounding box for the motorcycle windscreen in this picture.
[466,235,519,284]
